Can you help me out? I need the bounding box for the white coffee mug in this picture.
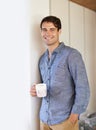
[36,83,47,97]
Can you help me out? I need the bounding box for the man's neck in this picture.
[48,42,60,58]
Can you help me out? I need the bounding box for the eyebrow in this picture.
[41,27,56,30]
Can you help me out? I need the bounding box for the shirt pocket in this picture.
[54,64,67,82]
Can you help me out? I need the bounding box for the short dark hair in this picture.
[40,16,62,31]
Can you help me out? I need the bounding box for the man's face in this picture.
[41,22,61,46]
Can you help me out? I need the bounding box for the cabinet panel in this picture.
[70,2,85,58]
[50,0,70,45]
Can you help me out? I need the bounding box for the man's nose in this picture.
[46,30,51,35]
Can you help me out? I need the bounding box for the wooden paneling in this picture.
[70,0,96,11]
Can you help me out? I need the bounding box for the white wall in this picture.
[0,0,31,130]
[0,0,49,130]
[50,0,96,113]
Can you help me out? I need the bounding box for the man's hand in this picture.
[69,113,79,124]
[30,84,37,97]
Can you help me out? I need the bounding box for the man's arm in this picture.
[68,49,90,119]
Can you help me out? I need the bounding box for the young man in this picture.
[30,16,90,130]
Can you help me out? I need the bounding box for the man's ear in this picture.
[59,29,62,34]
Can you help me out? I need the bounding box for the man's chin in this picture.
[46,43,53,46]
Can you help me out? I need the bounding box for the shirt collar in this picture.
[53,42,65,54]
[45,42,65,57]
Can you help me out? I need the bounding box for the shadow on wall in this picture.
[30,16,44,130]
[31,16,46,56]
[30,16,46,84]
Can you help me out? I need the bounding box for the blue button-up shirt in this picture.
[39,42,90,125]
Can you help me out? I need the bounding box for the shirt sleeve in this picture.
[68,49,90,115]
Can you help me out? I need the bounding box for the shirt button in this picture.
[48,67,50,69]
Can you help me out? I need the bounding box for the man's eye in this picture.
[50,28,56,31]
[42,28,47,32]
[41,28,56,32]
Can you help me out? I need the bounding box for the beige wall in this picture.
[30,0,49,130]
[50,0,96,113]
